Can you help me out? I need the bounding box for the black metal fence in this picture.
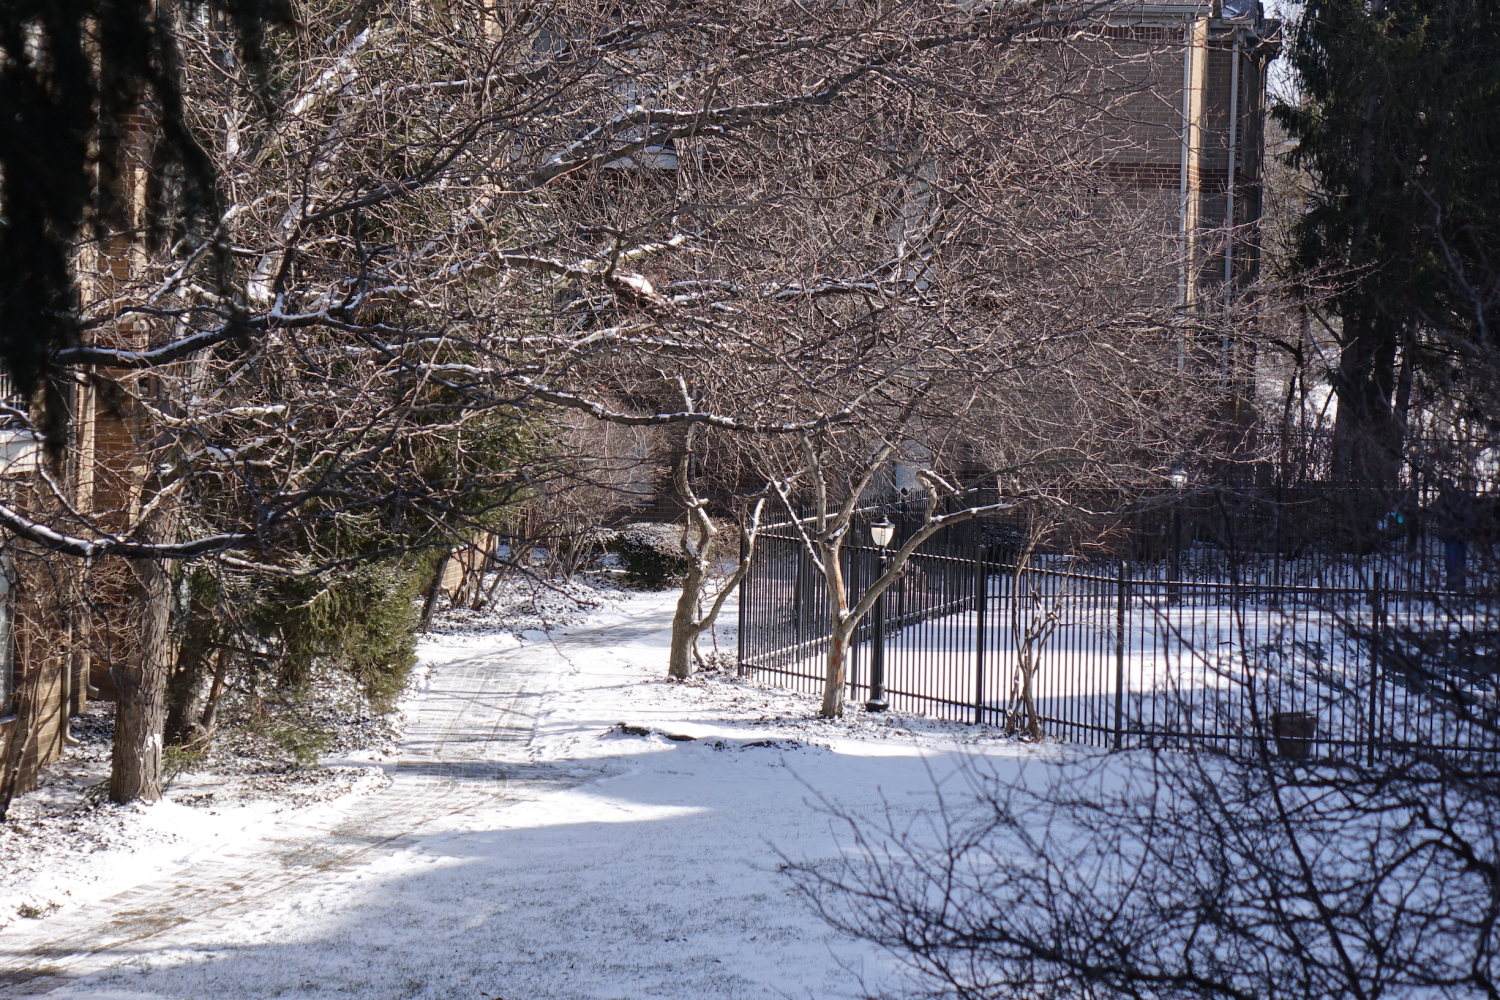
[737,519,1500,759]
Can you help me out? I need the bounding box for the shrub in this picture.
[608,523,693,589]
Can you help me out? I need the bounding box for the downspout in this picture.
[1222,25,1241,389]
[1178,19,1193,374]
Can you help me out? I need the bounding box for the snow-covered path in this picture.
[0,593,561,997]
[0,592,1033,999]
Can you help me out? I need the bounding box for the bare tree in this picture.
[0,0,1241,798]
[665,423,767,679]
[1003,516,1071,741]
[760,420,1017,718]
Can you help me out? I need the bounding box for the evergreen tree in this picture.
[1275,0,1500,495]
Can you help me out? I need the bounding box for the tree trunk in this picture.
[668,557,708,680]
[818,536,854,718]
[0,632,40,821]
[164,596,215,745]
[1017,660,1043,741]
[163,648,206,748]
[1332,314,1398,497]
[669,498,765,680]
[195,650,229,748]
[109,529,174,804]
[820,625,851,718]
[419,552,450,632]
[667,429,715,680]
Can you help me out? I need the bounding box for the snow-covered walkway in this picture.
[0,592,1035,1000]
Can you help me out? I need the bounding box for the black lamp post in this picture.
[1169,468,1186,604]
[867,518,894,712]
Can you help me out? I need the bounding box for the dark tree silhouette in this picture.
[0,0,289,449]
[1275,0,1500,500]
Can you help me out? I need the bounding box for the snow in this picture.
[0,584,1041,999]
[0,710,395,936]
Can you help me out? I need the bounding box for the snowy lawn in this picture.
[1,586,1044,1000]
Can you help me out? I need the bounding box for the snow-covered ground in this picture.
[0,683,398,936]
[0,575,622,934]
[0,584,1039,1000]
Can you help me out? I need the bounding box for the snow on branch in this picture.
[0,500,255,561]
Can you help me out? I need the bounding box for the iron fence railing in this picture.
[737,522,1500,760]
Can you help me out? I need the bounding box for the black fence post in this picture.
[849,549,861,700]
[1114,561,1129,750]
[1169,505,1182,605]
[737,528,748,677]
[794,545,808,649]
[974,546,988,726]
[1367,572,1384,766]
[868,548,889,712]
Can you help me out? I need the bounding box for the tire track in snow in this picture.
[0,611,654,997]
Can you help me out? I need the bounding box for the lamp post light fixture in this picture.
[867,519,895,712]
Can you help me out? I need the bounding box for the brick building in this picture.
[1086,0,1283,316]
